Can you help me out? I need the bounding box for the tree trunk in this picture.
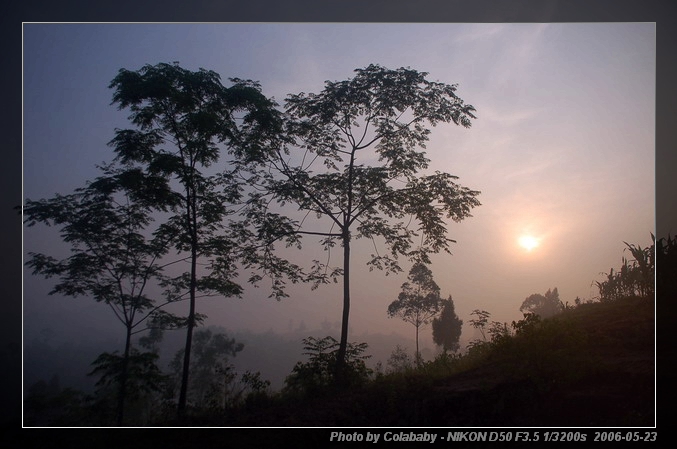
[117,325,132,426]
[178,274,196,418]
[178,190,199,418]
[335,230,351,386]
[415,324,420,367]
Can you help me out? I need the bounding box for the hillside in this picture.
[209,296,654,427]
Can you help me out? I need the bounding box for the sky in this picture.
[22,23,655,364]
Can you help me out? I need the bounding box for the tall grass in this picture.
[594,236,655,301]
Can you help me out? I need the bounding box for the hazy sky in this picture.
[22,23,655,354]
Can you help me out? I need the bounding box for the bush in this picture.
[283,336,372,396]
[494,316,591,385]
[386,345,414,374]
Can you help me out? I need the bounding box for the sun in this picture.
[518,235,540,252]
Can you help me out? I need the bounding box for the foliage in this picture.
[386,345,414,374]
[414,351,463,380]
[466,309,515,358]
[22,163,184,425]
[511,312,542,336]
[24,296,651,427]
[23,166,173,320]
[505,317,590,384]
[244,64,480,379]
[449,307,594,391]
[387,263,444,363]
[168,329,244,409]
[108,62,303,416]
[222,296,652,426]
[468,309,491,342]
[487,320,511,343]
[284,336,372,396]
[594,236,655,301]
[88,349,169,425]
[237,370,273,407]
[519,287,563,319]
[90,350,168,397]
[432,296,463,353]
[23,377,95,426]
[461,308,593,387]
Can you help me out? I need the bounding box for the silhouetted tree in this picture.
[89,349,168,424]
[388,263,444,364]
[386,345,414,373]
[519,288,563,319]
[169,329,243,409]
[246,64,481,382]
[23,165,183,426]
[432,296,463,353]
[468,309,491,342]
[108,62,302,417]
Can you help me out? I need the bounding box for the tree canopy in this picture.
[432,296,463,353]
[519,288,563,319]
[169,329,244,409]
[23,63,483,422]
[108,62,303,416]
[23,163,182,425]
[388,263,445,363]
[245,64,481,380]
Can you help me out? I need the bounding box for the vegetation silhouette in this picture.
[21,59,657,427]
[519,287,563,319]
[283,336,372,397]
[107,62,305,418]
[387,263,445,364]
[432,296,463,353]
[168,329,244,410]
[22,235,656,426]
[22,164,184,425]
[594,234,655,302]
[242,64,480,384]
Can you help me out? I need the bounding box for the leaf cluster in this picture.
[519,288,563,319]
[284,336,372,396]
[89,350,168,397]
[108,62,309,302]
[387,263,444,328]
[168,329,244,408]
[431,296,463,353]
[594,236,655,301]
[22,166,180,331]
[246,64,481,277]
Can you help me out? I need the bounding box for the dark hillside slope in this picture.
[222,296,654,427]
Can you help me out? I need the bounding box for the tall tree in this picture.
[432,296,463,353]
[247,64,481,382]
[519,287,563,319]
[23,164,181,426]
[387,263,444,364]
[108,62,300,417]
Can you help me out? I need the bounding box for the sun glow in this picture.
[518,235,540,251]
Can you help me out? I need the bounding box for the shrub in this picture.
[386,345,414,374]
[283,336,372,396]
